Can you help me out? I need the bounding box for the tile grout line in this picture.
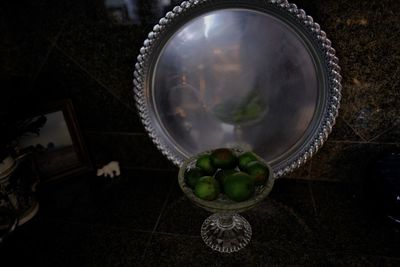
[53,44,137,114]
[367,119,400,143]
[280,176,341,182]
[122,166,177,172]
[151,230,199,239]
[149,179,176,233]
[140,177,176,262]
[303,177,341,182]
[306,156,312,179]
[274,245,400,262]
[84,131,146,136]
[38,216,154,236]
[28,23,67,92]
[342,118,368,142]
[306,247,400,262]
[327,140,399,145]
[307,160,319,218]
[38,217,400,262]
[308,182,319,219]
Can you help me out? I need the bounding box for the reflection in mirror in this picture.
[153,9,320,163]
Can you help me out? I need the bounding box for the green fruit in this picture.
[214,169,238,191]
[210,148,237,169]
[246,161,269,186]
[194,176,220,201]
[185,168,204,189]
[238,152,258,171]
[224,172,255,202]
[196,154,216,175]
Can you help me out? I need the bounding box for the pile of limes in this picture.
[184,148,270,202]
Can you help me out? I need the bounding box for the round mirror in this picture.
[134,0,341,177]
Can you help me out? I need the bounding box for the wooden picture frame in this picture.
[18,99,92,183]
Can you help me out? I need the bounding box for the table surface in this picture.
[1,0,400,265]
[1,170,399,266]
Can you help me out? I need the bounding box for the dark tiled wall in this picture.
[1,0,399,180]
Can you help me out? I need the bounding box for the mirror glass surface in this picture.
[152,8,320,164]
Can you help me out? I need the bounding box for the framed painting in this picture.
[18,100,92,183]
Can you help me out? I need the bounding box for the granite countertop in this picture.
[0,0,400,265]
[1,170,399,266]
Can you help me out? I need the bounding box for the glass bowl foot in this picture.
[201,213,252,253]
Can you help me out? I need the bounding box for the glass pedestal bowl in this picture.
[178,149,275,253]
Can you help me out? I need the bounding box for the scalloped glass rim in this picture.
[133,0,342,178]
[178,149,275,213]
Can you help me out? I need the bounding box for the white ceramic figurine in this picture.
[97,161,121,178]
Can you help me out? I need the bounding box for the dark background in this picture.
[1,0,399,179]
[0,0,400,266]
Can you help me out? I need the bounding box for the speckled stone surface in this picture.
[155,185,210,236]
[38,170,175,230]
[55,22,148,112]
[295,0,400,142]
[308,141,400,181]
[372,119,400,143]
[310,181,400,258]
[282,160,312,179]
[1,1,400,265]
[33,50,144,133]
[0,218,92,267]
[0,217,150,267]
[2,174,399,266]
[146,235,400,266]
[85,132,176,169]
[328,117,364,142]
[1,0,399,176]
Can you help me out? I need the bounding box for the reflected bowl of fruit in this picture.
[178,148,275,253]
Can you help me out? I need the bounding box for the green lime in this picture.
[238,152,258,171]
[194,176,220,201]
[246,161,269,186]
[214,169,238,192]
[224,172,255,202]
[195,154,216,175]
[185,168,204,189]
[210,148,237,169]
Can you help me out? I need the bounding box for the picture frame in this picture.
[18,99,92,183]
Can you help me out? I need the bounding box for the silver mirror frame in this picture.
[133,0,342,178]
